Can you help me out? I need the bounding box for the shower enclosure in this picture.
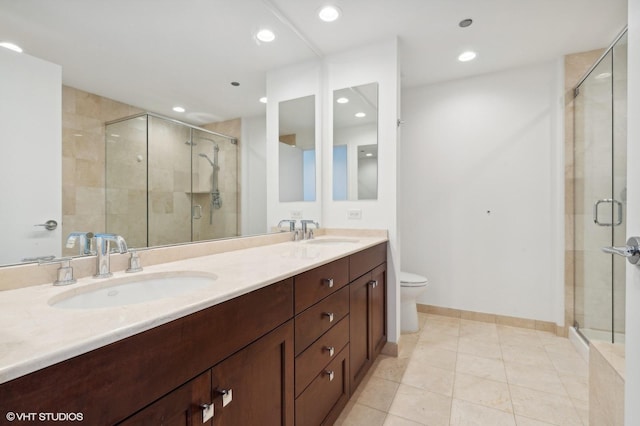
[573,31,627,343]
[104,113,238,249]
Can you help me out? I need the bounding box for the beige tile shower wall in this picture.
[563,49,605,336]
[200,119,241,239]
[61,86,143,256]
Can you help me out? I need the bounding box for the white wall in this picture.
[625,0,640,421]
[240,115,267,235]
[401,61,565,324]
[323,40,401,344]
[278,142,304,202]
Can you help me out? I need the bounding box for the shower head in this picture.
[198,153,215,167]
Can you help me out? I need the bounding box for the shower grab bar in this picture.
[602,236,640,265]
[593,199,623,226]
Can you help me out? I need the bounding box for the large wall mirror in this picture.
[332,82,379,201]
[279,95,316,202]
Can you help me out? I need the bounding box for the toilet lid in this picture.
[400,271,428,286]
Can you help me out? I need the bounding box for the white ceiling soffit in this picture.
[0,0,627,124]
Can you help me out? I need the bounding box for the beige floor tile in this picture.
[356,376,400,412]
[388,384,452,426]
[382,414,426,426]
[456,352,507,382]
[547,352,588,378]
[571,398,589,426]
[426,314,461,325]
[411,343,457,371]
[500,344,555,370]
[453,372,513,413]
[422,321,460,337]
[458,336,502,360]
[509,384,583,426]
[450,399,516,426]
[401,360,454,396]
[336,402,387,426]
[399,333,420,359]
[459,320,500,341]
[559,374,588,402]
[504,362,567,396]
[373,355,411,383]
[497,326,543,347]
[514,415,556,425]
[418,330,459,351]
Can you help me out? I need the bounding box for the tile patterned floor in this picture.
[335,313,589,426]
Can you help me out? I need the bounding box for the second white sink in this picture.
[49,271,217,309]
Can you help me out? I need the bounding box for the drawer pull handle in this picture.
[323,370,335,381]
[369,280,378,288]
[200,403,214,422]
[322,312,334,322]
[215,389,233,407]
[323,278,334,288]
[323,346,335,357]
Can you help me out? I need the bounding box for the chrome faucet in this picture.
[66,231,94,255]
[277,219,297,232]
[300,220,320,240]
[93,233,128,278]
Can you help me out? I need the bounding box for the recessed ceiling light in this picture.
[595,72,612,79]
[366,153,373,157]
[459,18,473,28]
[259,97,267,104]
[256,29,276,43]
[110,134,120,138]
[336,97,349,104]
[173,106,185,113]
[0,42,23,53]
[458,51,477,62]
[318,5,341,22]
[355,112,366,118]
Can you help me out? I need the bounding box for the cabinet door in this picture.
[371,263,387,356]
[210,321,294,426]
[349,273,372,392]
[120,371,212,426]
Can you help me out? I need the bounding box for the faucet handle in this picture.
[126,250,143,273]
[38,257,77,286]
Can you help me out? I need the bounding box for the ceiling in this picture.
[0,0,627,125]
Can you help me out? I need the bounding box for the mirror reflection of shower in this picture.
[197,141,222,225]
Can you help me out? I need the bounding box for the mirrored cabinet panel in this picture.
[332,83,378,201]
[279,95,316,202]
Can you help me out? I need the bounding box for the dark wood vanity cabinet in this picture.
[0,242,388,425]
[349,244,387,393]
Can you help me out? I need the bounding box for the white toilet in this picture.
[400,271,429,333]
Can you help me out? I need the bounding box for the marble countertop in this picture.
[0,234,387,384]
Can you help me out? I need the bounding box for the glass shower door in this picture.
[574,33,627,343]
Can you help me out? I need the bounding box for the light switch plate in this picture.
[347,209,362,220]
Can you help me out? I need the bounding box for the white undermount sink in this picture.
[49,271,217,309]
[303,237,360,245]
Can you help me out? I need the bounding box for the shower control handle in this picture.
[602,236,640,265]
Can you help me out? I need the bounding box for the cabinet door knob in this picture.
[214,389,233,407]
[323,370,335,381]
[200,403,214,422]
[323,346,335,357]
[322,312,334,322]
[369,280,378,288]
[323,278,334,288]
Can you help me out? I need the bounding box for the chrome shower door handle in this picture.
[602,236,640,265]
[593,199,623,226]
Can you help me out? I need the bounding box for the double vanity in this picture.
[0,231,388,425]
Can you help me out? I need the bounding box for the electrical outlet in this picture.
[290,210,303,219]
[347,209,362,220]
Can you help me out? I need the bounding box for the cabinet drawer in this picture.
[295,257,349,314]
[295,345,350,426]
[295,315,349,397]
[349,242,387,281]
[295,285,349,356]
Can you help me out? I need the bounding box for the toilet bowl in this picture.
[400,271,429,333]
